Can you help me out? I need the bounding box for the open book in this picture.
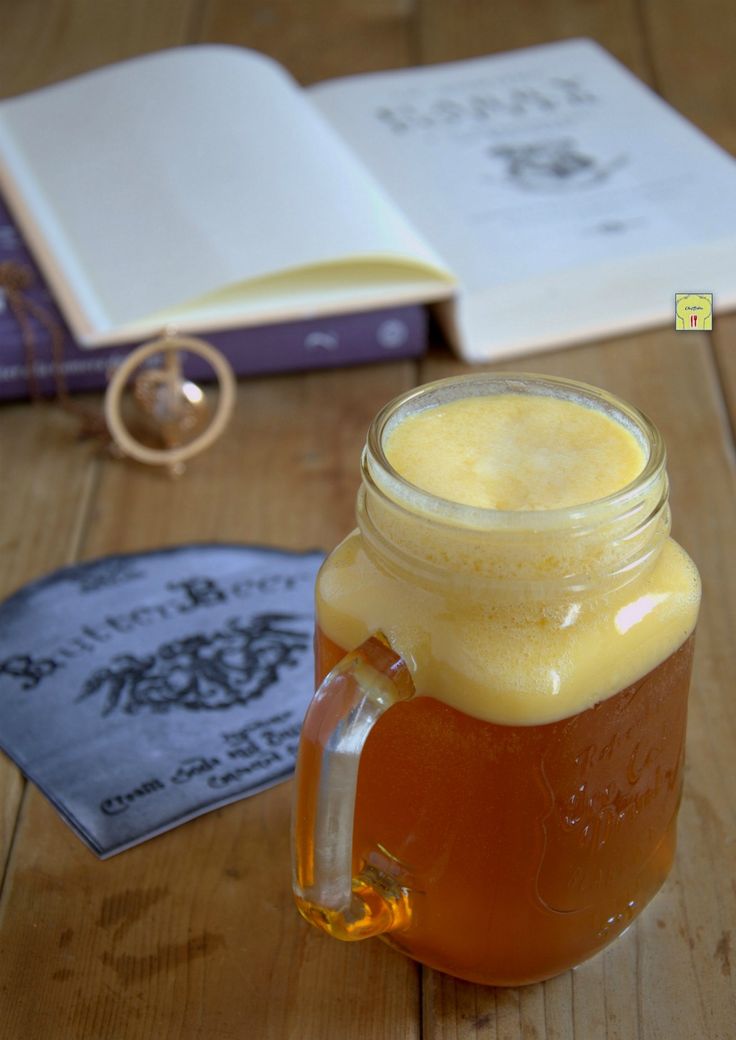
[1,38,735,361]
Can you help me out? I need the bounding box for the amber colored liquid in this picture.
[313,628,695,985]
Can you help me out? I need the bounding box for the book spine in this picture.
[0,194,426,401]
[0,307,427,401]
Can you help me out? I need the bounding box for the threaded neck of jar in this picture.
[357,373,670,600]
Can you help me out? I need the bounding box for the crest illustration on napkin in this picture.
[0,544,324,857]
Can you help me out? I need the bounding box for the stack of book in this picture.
[1,38,734,400]
[0,192,426,400]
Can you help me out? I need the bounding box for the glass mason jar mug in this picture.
[291,373,700,986]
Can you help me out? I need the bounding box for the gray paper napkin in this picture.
[0,544,324,857]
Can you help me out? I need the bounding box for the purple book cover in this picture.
[0,194,427,401]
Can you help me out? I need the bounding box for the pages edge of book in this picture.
[445,236,736,362]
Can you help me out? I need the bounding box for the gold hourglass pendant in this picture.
[104,331,236,476]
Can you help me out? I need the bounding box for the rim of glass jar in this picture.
[361,372,667,536]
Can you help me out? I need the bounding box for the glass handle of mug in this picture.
[291,633,415,940]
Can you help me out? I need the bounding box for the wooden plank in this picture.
[0,362,422,1039]
[0,0,197,918]
[415,0,653,80]
[419,331,736,1039]
[0,406,99,594]
[0,774,420,1039]
[0,405,100,877]
[641,0,736,155]
[197,0,419,83]
[78,363,416,557]
[0,0,198,97]
[712,316,736,436]
[641,0,736,436]
[0,760,23,888]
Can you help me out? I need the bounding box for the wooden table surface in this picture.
[0,2,734,1038]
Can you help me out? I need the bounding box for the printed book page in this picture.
[309,38,736,356]
[0,46,451,345]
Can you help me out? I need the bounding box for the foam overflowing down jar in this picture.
[291,373,701,986]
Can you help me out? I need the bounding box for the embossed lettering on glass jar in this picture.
[292,373,700,986]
